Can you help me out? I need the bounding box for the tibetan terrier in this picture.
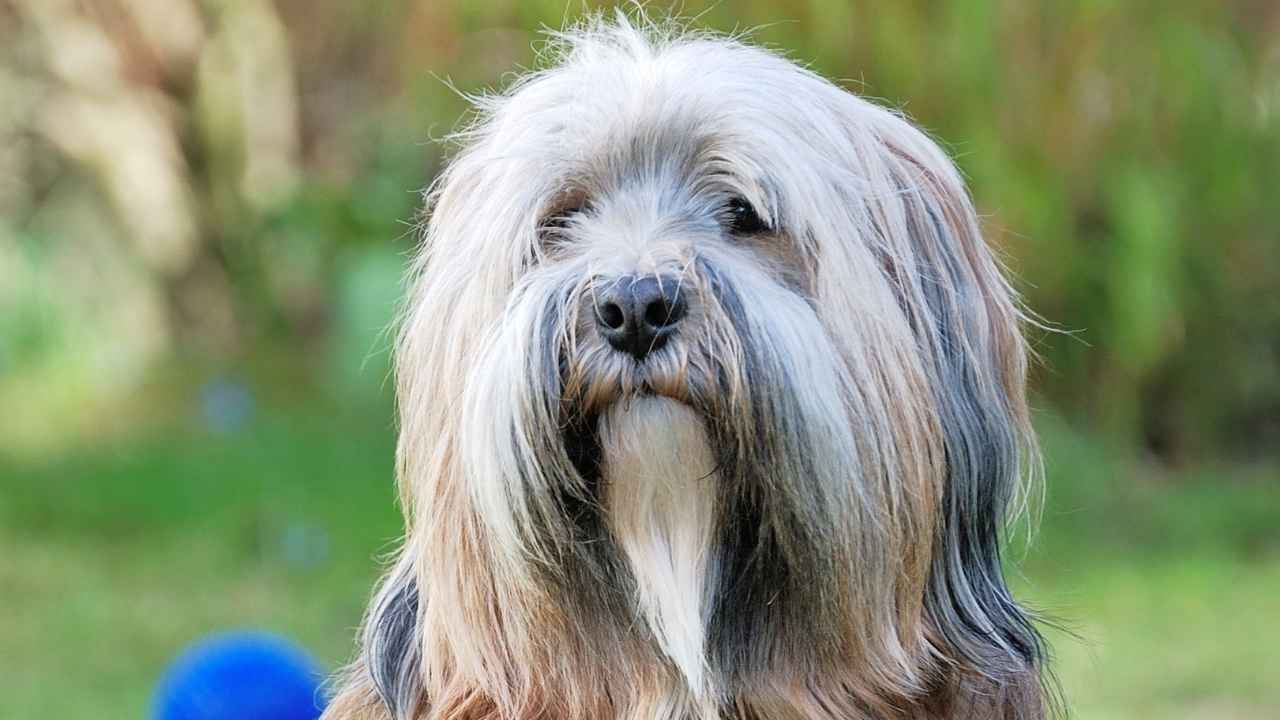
[326,15,1051,720]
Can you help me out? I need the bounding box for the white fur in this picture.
[599,397,720,707]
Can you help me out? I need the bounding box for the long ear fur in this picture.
[365,557,425,718]
[323,553,422,720]
[866,114,1049,714]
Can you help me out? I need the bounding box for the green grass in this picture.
[0,400,402,718]
[1016,416,1280,719]
[1,404,1276,718]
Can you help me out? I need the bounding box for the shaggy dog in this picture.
[326,15,1051,720]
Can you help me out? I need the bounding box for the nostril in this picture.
[642,300,667,328]
[642,295,684,329]
[598,300,626,330]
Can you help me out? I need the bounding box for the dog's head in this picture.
[359,15,1046,720]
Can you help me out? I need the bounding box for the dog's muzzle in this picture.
[592,274,687,361]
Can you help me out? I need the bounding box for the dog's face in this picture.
[353,18,1046,720]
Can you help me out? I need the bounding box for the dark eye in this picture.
[540,205,583,232]
[726,197,769,235]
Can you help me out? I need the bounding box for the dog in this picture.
[325,14,1051,720]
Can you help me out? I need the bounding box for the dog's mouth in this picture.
[562,407,603,485]
[558,332,704,490]
[557,387,690,539]
[560,380,695,485]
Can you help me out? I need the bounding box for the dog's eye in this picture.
[725,197,769,236]
[540,207,581,229]
[541,205,583,232]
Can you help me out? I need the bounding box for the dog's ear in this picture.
[322,558,419,720]
[337,557,423,720]
[867,117,1047,694]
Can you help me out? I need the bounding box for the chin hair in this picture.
[325,11,1053,720]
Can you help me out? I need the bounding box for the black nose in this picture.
[594,275,687,360]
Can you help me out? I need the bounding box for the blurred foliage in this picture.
[2,0,1278,462]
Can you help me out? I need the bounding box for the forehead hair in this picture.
[459,30,883,225]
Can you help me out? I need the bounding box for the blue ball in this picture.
[153,631,327,720]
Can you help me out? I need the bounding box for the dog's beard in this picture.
[458,252,920,698]
[598,398,718,701]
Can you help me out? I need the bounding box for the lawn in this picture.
[1,399,1276,719]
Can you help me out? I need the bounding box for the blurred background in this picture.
[0,0,1276,717]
